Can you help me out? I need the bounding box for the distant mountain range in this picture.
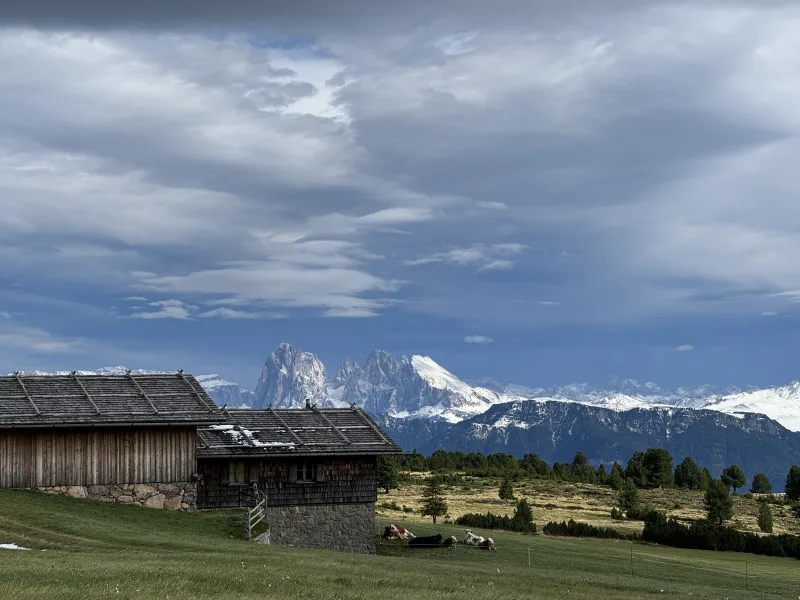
[19,344,800,486]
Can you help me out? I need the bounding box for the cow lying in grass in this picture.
[408,533,442,548]
[407,534,459,549]
[464,529,496,550]
[383,523,415,540]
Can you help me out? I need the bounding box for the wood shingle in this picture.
[0,371,223,428]
[196,406,402,458]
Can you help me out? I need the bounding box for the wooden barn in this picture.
[0,370,223,509]
[196,405,402,553]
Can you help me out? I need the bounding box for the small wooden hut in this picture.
[196,405,402,553]
[0,370,223,509]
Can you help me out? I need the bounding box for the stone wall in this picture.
[264,502,376,554]
[33,482,197,511]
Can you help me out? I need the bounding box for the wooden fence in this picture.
[244,485,267,540]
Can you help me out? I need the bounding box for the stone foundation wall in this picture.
[265,502,376,554]
[33,482,197,511]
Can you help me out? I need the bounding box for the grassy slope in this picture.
[377,474,800,536]
[1,489,799,599]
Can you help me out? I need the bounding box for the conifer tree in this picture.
[377,455,399,493]
[704,479,734,525]
[785,465,800,501]
[757,501,773,533]
[498,478,515,500]
[420,476,448,524]
[721,465,746,494]
[750,473,771,494]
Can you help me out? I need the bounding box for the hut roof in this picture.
[197,407,402,458]
[0,371,223,428]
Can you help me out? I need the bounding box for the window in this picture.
[228,461,246,483]
[297,461,314,482]
[289,461,323,483]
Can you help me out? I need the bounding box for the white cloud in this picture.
[197,307,287,320]
[127,299,196,320]
[673,344,695,352]
[405,243,528,270]
[0,311,10,319]
[536,301,562,306]
[0,325,86,354]
[464,335,493,344]
[761,311,778,316]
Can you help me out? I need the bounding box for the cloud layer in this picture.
[1,2,800,386]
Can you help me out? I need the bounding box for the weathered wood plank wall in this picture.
[0,427,197,488]
[197,456,377,509]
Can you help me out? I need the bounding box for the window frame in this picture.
[297,460,315,483]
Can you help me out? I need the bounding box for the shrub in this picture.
[642,516,800,559]
[543,519,636,541]
[379,500,402,511]
[456,511,537,533]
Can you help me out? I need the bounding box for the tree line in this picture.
[379,448,800,500]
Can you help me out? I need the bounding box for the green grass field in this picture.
[1,489,799,599]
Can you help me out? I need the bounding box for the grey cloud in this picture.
[0,1,706,32]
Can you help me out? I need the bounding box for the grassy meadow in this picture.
[376,472,800,537]
[1,486,799,599]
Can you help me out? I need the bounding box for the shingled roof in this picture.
[196,407,402,458]
[0,371,223,428]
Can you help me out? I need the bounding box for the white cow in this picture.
[463,529,485,546]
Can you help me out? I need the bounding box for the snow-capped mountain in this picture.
[253,343,331,408]
[16,344,800,434]
[241,343,800,432]
[250,344,512,421]
[194,374,255,408]
[376,401,800,487]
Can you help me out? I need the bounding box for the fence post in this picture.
[528,547,531,567]
[745,561,748,591]
[630,543,633,578]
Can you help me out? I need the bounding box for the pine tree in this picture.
[674,456,703,490]
[750,473,772,494]
[785,465,800,501]
[511,498,534,531]
[704,479,734,525]
[609,462,625,490]
[618,478,640,517]
[420,476,448,524]
[757,501,773,533]
[721,465,746,494]
[597,463,608,485]
[643,448,674,488]
[498,478,515,500]
[377,455,399,493]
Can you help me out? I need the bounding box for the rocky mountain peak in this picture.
[252,342,330,408]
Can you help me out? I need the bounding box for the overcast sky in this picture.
[2,1,800,390]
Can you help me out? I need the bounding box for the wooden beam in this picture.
[267,408,305,446]
[125,370,159,414]
[177,369,216,412]
[13,372,40,415]
[313,407,352,445]
[70,372,102,415]
[351,406,391,445]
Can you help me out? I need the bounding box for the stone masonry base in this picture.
[265,502,376,554]
[32,482,197,511]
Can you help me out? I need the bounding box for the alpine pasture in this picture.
[1,489,799,599]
